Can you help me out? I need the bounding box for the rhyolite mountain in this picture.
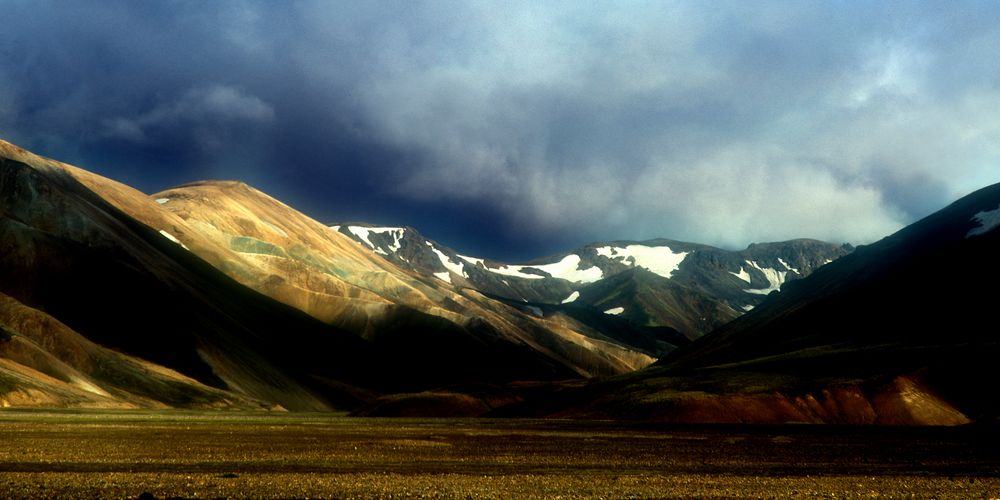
[0,139,664,410]
[11,136,987,424]
[505,180,1000,424]
[333,224,850,339]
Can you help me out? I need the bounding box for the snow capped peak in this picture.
[595,244,689,279]
[967,204,1000,238]
[346,226,406,254]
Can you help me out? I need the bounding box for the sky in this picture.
[2,1,999,261]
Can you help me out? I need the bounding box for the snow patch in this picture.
[155,197,170,204]
[561,291,580,304]
[426,242,468,278]
[458,255,485,265]
[730,266,751,284]
[603,306,625,315]
[595,246,618,259]
[433,271,452,283]
[330,225,341,232]
[778,258,799,275]
[347,226,405,253]
[744,260,786,295]
[525,305,544,317]
[158,230,189,250]
[529,255,603,283]
[967,204,1000,238]
[741,304,755,312]
[476,254,603,283]
[486,264,545,280]
[594,244,689,279]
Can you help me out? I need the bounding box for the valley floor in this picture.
[0,409,997,499]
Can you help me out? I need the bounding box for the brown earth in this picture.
[0,410,997,499]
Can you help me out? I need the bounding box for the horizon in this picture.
[3,1,1000,261]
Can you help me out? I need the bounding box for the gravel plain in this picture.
[0,409,997,498]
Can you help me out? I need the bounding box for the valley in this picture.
[0,409,997,499]
[6,4,1000,498]
[1,138,1000,425]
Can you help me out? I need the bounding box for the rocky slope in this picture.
[0,139,659,410]
[150,181,656,376]
[333,224,851,339]
[0,292,255,409]
[511,181,1000,424]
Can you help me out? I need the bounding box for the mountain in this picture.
[0,291,256,409]
[149,181,655,376]
[0,141,383,410]
[513,181,1000,424]
[333,224,851,339]
[0,139,659,411]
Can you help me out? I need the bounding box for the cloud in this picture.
[0,74,16,139]
[2,1,1000,257]
[101,85,275,148]
[312,1,1000,247]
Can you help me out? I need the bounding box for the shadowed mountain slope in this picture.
[509,181,1000,424]
[0,292,258,409]
[0,141,402,410]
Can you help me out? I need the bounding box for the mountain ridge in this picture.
[7,137,994,423]
[332,223,852,340]
[0,139,670,411]
[502,180,1000,424]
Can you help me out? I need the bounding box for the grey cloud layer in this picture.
[2,0,999,254]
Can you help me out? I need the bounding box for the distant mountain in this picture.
[333,224,851,339]
[511,181,1000,424]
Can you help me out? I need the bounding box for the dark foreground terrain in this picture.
[0,410,997,499]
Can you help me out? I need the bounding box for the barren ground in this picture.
[0,409,997,498]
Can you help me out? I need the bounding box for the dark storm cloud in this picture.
[2,1,1000,259]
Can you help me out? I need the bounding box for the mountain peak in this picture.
[332,219,851,339]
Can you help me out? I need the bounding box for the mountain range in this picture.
[331,224,850,340]
[2,138,997,424]
[505,181,1000,424]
